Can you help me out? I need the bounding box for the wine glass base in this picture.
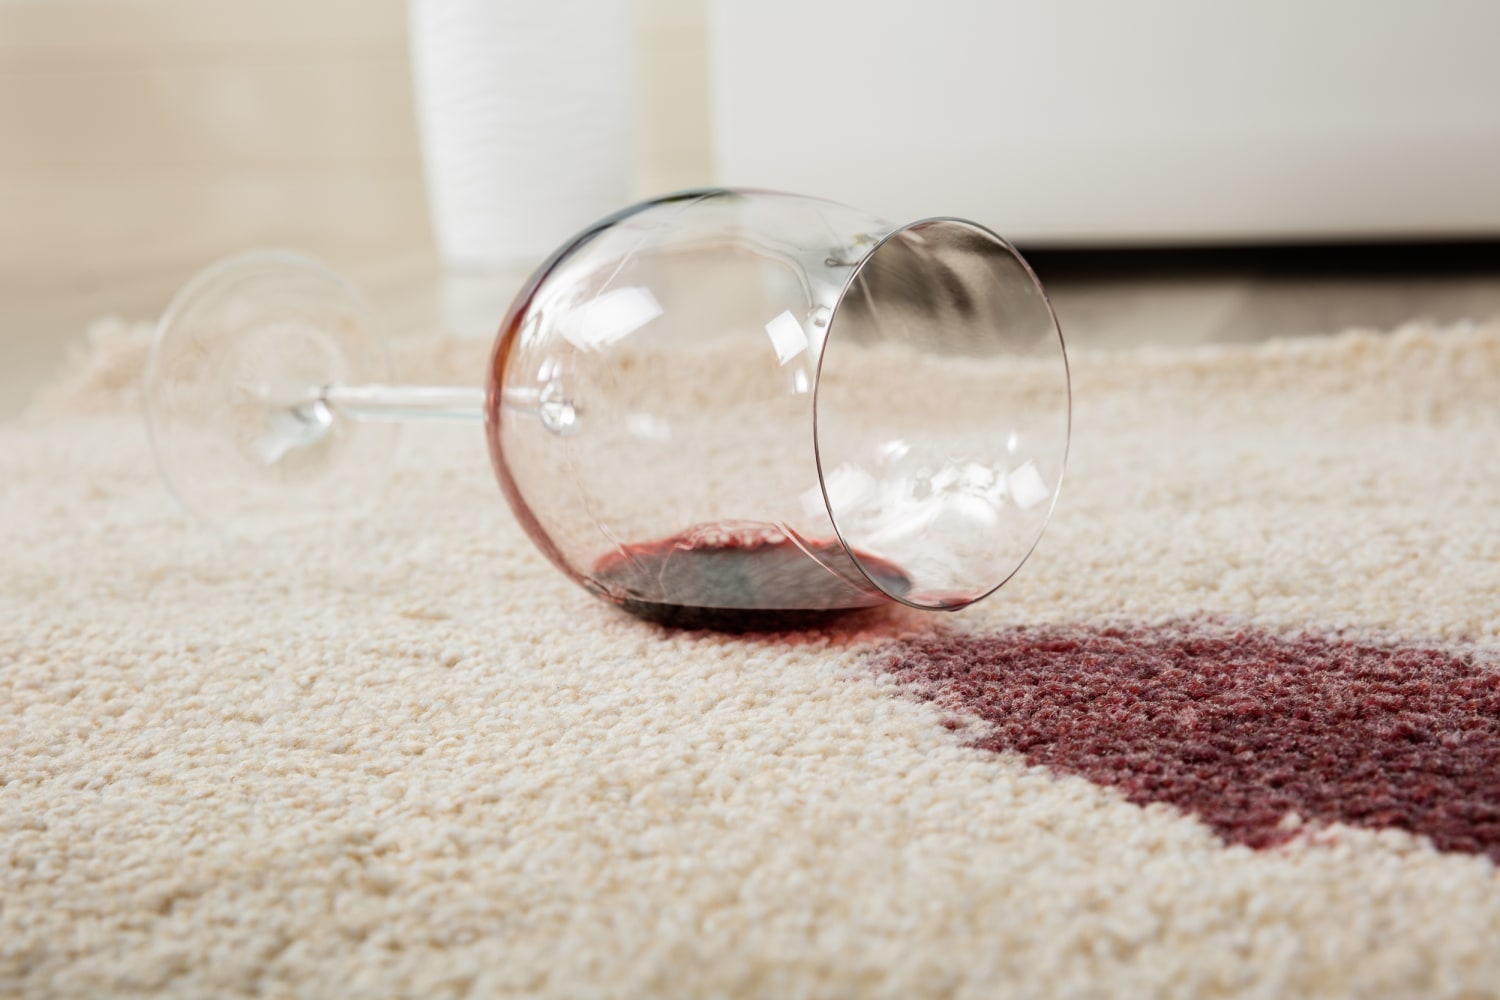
[143,251,396,538]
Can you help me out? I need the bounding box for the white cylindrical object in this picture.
[409,0,634,269]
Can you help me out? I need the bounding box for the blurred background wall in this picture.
[0,0,710,296]
[712,0,1500,244]
[0,0,711,411]
[2,0,1498,415]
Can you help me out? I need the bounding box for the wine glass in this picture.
[144,188,1070,630]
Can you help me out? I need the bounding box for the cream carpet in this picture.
[4,319,1500,998]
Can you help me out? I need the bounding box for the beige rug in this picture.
[4,318,1500,998]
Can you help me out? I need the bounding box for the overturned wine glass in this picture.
[144,188,1070,630]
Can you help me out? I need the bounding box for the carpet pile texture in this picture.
[3,318,1499,997]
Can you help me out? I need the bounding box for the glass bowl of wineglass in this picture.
[145,188,1070,630]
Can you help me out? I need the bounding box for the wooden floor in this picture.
[1030,242,1500,348]
[4,0,1499,417]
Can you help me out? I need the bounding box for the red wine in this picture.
[589,522,911,631]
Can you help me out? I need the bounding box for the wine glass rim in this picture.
[811,216,1072,612]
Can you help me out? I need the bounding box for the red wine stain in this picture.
[879,624,1500,861]
[590,522,911,632]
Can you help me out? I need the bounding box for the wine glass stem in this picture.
[319,384,486,423]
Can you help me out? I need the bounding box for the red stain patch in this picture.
[880,625,1500,860]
